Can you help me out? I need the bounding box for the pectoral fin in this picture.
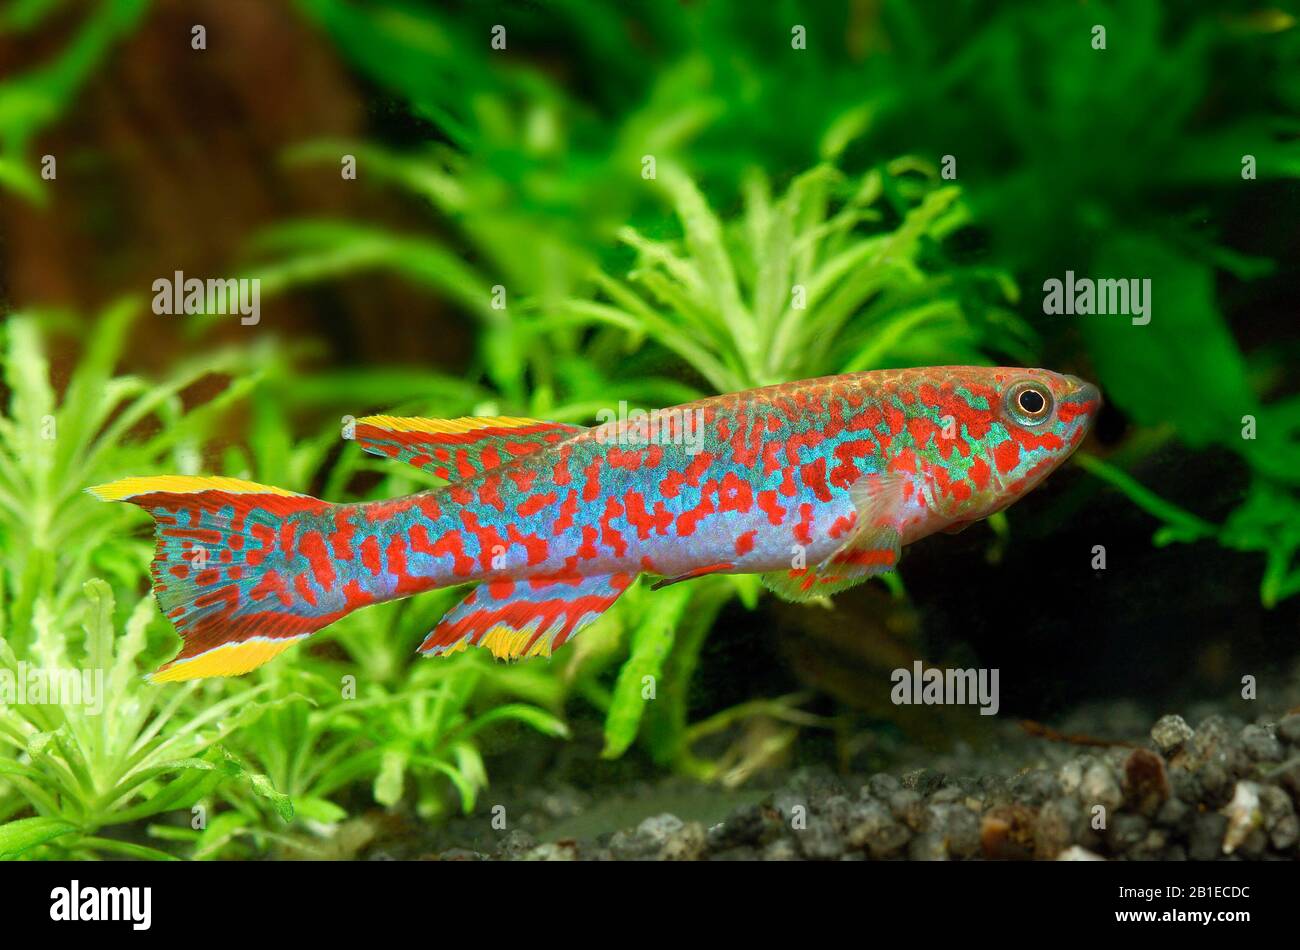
[761,472,905,603]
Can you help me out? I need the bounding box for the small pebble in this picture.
[1080,760,1123,814]
[1123,747,1171,815]
[1151,714,1194,753]
[1010,769,1061,805]
[1106,813,1148,853]
[908,832,949,861]
[1276,714,1300,747]
[659,821,707,861]
[1188,812,1228,861]
[1057,758,1085,796]
[707,803,779,850]
[1240,724,1283,763]
[864,773,902,799]
[1258,784,1299,852]
[900,768,947,795]
[521,842,577,861]
[1056,845,1104,861]
[1155,796,1189,830]
[497,829,537,858]
[930,785,965,805]
[637,813,684,844]
[1274,759,1300,803]
[888,790,927,831]
[1034,797,1083,859]
[927,803,981,859]
[796,816,846,861]
[846,800,911,858]
[981,804,1037,860]
[763,837,799,861]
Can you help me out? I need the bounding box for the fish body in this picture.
[92,367,1099,680]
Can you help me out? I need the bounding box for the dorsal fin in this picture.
[354,415,586,482]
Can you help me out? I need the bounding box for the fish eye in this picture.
[1006,382,1053,426]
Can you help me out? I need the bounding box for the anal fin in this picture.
[420,572,636,660]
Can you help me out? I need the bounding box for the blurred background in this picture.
[0,0,1298,859]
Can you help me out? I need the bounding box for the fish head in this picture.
[957,367,1100,519]
[892,366,1101,529]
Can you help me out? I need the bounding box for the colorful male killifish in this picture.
[90,367,1099,682]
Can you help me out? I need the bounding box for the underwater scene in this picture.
[1,0,1299,906]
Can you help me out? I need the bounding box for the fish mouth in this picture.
[1061,375,1102,435]
[1064,376,1102,409]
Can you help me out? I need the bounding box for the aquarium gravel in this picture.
[373,681,1300,861]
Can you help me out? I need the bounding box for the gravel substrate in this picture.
[381,705,1300,861]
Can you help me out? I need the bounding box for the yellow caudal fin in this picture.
[151,636,305,682]
[88,475,341,682]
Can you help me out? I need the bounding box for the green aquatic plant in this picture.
[297,0,1300,607]
[206,381,573,830]
[149,648,565,857]
[0,311,578,855]
[0,580,293,860]
[0,309,298,858]
[253,0,1037,774]
[364,652,567,818]
[544,159,1030,767]
[847,0,1300,602]
[543,159,1031,393]
[0,304,272,654]
[248,140,1026,771]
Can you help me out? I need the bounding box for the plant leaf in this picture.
[0,816,78,859]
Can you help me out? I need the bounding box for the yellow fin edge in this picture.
[480,624,553,660]
[88,475,305,502]
[356,415,553,436]
[151,636,305,682]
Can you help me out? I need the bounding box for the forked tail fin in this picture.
[89,476,344,682]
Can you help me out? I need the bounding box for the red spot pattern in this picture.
[794,503,814,545]
[359,536,381,573]
[994,439,1021,475]
[757,490,787,526]
[517,492,556,517]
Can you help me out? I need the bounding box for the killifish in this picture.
[90,367,1100,681]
